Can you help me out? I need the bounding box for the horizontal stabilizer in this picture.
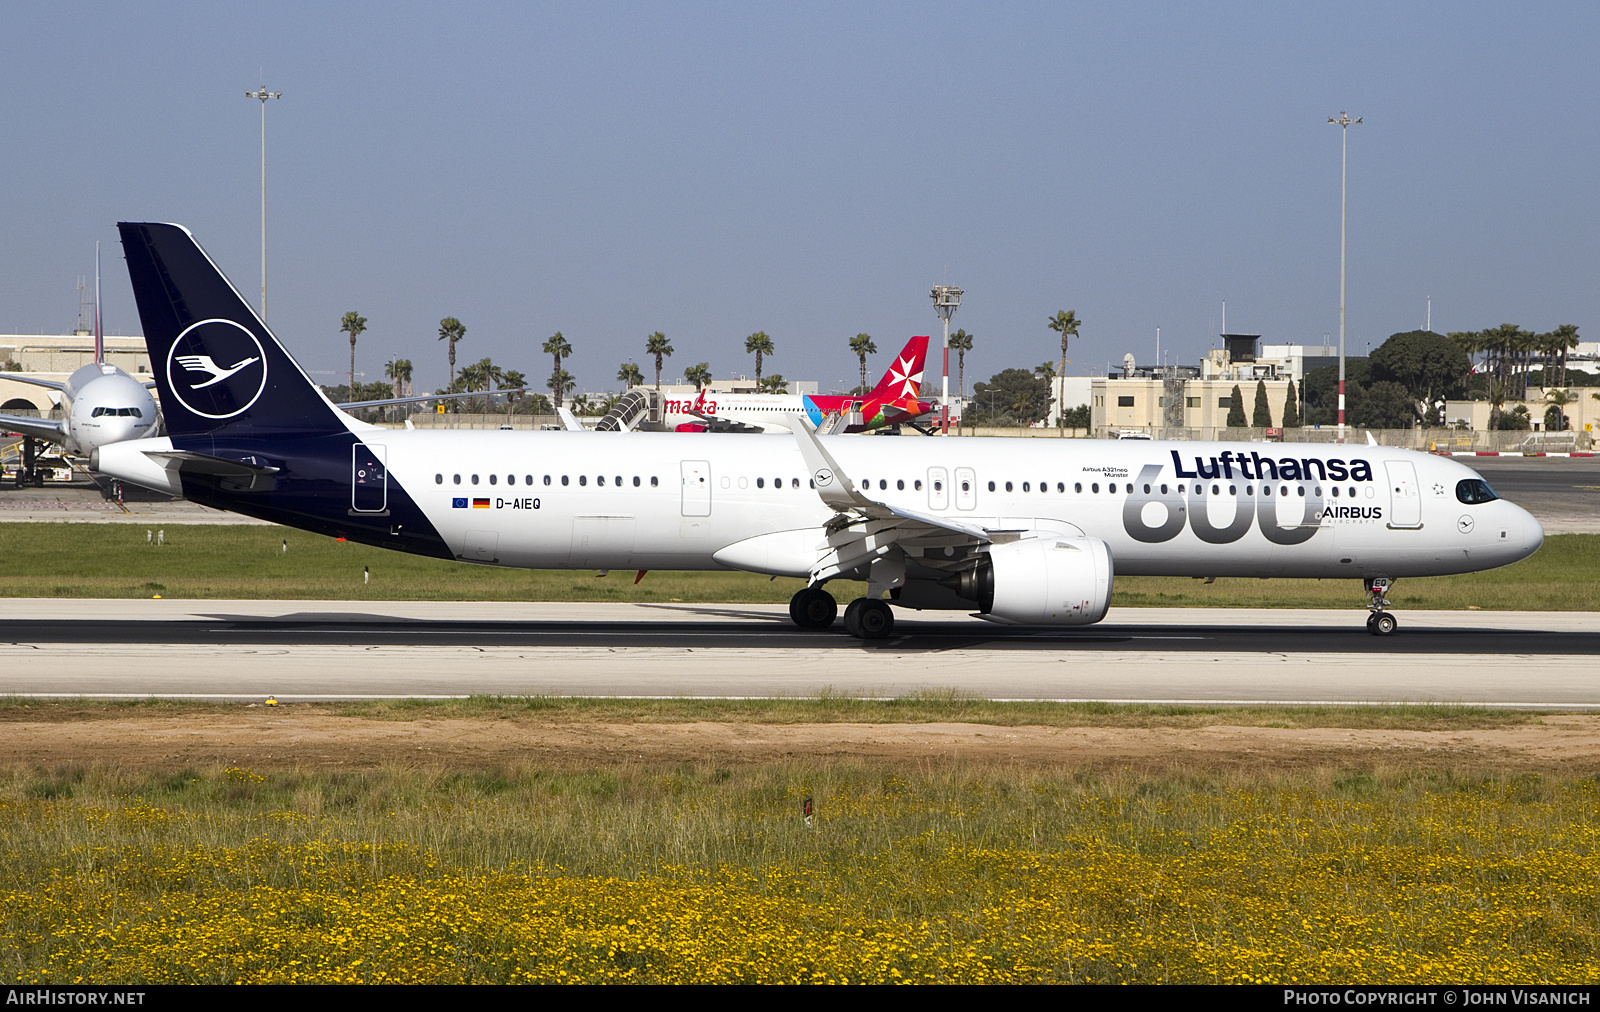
[143,450,281,478]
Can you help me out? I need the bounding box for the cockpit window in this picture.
[1456,478,1499,505]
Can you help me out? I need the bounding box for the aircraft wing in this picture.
[789,416,1009,586]
[0,373,67,393]
[0,414,68,443]
[340,388,527,410]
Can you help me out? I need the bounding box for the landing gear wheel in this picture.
[1366,613,1378,632]
[844,598,894,640]
[789,587,838,630]
[1371,612,1397,636]
[842,598,865,637]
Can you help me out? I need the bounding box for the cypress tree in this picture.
[1252,379,1273,427]
[1226,384,1247,427]
[1282,380,1301,428]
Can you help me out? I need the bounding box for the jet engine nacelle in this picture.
[89,437,182,496]
[981,535,1113,625]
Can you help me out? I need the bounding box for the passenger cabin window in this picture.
[471,474,479,485]
[633,476,641,487]
[580,475,588,486]
[453,474,461,485]
[489,474,497,485]
[544,475,552,486]
[1005,481,1013,492]
[435,474,443,484]
[651,476,659,487]
[561,476,569,486]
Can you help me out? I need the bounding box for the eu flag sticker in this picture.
[452,497,468,508]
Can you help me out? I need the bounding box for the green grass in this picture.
[0,523,1593,609]
[0,694,1549,731]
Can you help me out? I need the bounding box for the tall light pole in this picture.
[246,85,282,322]
[1329,110,1360,443]
[930,285,963,434]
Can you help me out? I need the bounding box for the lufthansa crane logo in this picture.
[165,319,268,420]
[814,468,834,487]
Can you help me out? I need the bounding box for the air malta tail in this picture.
[800,335,931,431]
[98,222,451,556]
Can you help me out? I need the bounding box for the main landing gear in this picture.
[789,586,838,629]
[1364,576,1397,636]
[787,586,895,640]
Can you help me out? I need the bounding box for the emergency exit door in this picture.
[681,460,712,516]
[352,442,388,514]
[1384,460,1422,529]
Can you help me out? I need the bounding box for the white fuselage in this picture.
[372,431,1541,580]
[655,390,804,432]
[60,364,160,455]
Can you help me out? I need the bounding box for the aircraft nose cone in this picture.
[1523,507,1545,556]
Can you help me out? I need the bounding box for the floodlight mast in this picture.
[1329,110,1360,444]
[247,85,282,322]
[930,285,963,434]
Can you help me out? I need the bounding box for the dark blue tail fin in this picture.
[118,222,348,441]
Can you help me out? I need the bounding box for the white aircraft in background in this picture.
[95,222,1544,640]
[619,336,933,435]
[0,246,161,461]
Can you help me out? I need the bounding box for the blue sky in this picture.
[2,2,1596,394]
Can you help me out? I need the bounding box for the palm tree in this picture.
[1047,310,1080,382]
[684,362,712,389]
[501,369,527,415]
[542,332,572,409]
[645,332,673,389]
[745,332,774,386]
[1047,311,1080,436]
[948,328,974,398]
[341,312,367,396]
[758,373,787,394]
[384,358,412,399]
[1551,324,1581,388]
[617,362,643,390]
[437,317,466,398]
[849,333,876,395]
[547,368,574,406]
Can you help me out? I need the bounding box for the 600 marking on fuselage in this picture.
[1120,450,1382,545]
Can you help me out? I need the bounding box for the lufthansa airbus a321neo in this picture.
[93,223,1544,639]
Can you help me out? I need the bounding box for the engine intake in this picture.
[978,535,1113,625]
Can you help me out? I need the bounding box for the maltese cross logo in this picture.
[886,354,923,400]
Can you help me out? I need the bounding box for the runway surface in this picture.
[1,600,1593,706]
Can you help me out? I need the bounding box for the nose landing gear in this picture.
[1364,576,1397,636]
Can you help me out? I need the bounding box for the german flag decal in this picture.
[472,498,491,508]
